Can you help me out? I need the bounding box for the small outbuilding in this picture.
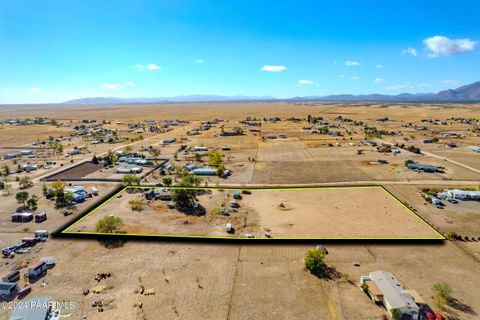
[193,167,217,176]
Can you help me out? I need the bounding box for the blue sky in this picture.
[0,0,479,103]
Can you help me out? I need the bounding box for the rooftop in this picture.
[369,270,419,310]
[10,295,50,320]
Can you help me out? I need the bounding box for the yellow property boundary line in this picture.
[60,185,446,240]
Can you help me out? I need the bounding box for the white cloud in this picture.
[100,82,135,90]
[349,76,361,80]
[338,74,344,79]
[261,65,287,72]
[375,64,383,69]
[401,48,418,56]
[195,59,204,64]
[424,36,476,58]
[134,64,160,71]
[147,64,161,70]
[374,78,384,83]
[345,60,360,66]
[418,83,433,88]
[298,80,314,85]
[132,64,145,71]
[385,83,414,91]
[442,79,461,86]
[29,87,40,92]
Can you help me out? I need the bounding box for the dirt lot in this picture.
[45,161,105,181]
[65,186,442,239]
[0,124,72,147]
[1,238,479,319]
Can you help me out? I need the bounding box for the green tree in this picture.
[27,195,38,209]
[16,191,29,208]
[64,192,74,204]
[122,174,141,186]
[104,151,118,166]
[181,172,202,187]
[162,177,172,186]
[42,182,48,197]
[124,145,133,154]
[2,182,12,196]
[304,248,326,276]
[56,143,64,155]
[148,147,161,159]
[51,180,66,195]
[171,174,200,207]
[216,164,225,176]
[432,282,452,307]
[19,176,32,189]
[2,164,10,175]
[208,150,223,167]
[172,188,197,207]
[95,215,124,233]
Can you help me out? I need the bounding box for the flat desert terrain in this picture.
[66,186,443,239]
[1,102,479,320]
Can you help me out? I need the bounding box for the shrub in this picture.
[446,231,459,240]
[432,282,452,308]
[304,248,326,276]
[208,150,223,167]
[95,215,124,233]
[129,199,144,211]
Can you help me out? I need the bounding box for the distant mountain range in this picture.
[62,95,277,104]
[62,81,480,104]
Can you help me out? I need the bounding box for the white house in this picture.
[437,189,480,201]
[360,271,420,319]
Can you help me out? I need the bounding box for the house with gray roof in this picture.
[360,270,420,319]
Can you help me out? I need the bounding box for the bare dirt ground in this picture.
[1,238,479,320]
[66,187,442,239]
[0,124,72,147]
[1,102,479,320]
[46,162,105,180]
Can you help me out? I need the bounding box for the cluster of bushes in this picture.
[396,143,421,154]
[15,191,38,209]
[446,231,480,241]
[207,150,226,176]
[421,188,444,195]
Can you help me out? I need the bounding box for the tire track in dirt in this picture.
[225,245,242,320]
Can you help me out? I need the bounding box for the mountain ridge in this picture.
[62,81,480,104]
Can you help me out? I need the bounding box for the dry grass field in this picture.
[1,236,479,319]
[1,102,479,122]
[65,186,443,239]
[0,102,479,320]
